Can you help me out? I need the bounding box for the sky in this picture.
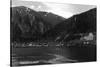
[11,0,96,18]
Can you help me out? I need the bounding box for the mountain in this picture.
[74,8,96,33]
[38,11,66,27]
[11,6,96,42]
[11,6,52,42]
[44,8,96,41]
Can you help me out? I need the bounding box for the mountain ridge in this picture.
[11,6,96,42]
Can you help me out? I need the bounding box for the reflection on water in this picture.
[12,46,96,66]
[12,54,77,66]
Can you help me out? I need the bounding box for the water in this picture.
[11,46,96,66]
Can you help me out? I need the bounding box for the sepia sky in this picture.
[11,0,96,18]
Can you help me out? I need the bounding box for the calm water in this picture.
[11,46,96,66]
